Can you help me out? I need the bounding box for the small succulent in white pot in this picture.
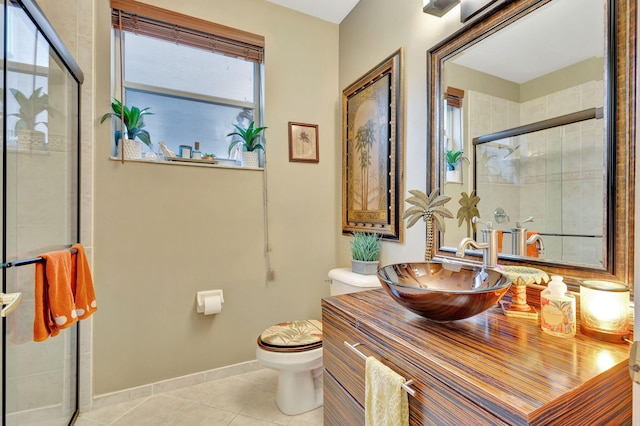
[350,232,382,275]
[227,121,267,167]
[10,87,51,147]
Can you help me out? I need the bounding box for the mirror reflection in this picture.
[439,0,607,268]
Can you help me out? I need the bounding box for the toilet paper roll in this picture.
[203,295,222,315]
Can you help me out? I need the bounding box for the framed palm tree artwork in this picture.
[288,122,318,163]
[341,48,404,241]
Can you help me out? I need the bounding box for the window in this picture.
[443,87,464,183]
[109,0,264,160]
[6,7,52,147]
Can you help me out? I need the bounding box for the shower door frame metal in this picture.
[2,0,84,424]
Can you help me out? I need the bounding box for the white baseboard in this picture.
[90,360,261,410]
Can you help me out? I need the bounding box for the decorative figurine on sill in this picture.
[403,188,453,261]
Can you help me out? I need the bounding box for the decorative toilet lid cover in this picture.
[259,319,323,347]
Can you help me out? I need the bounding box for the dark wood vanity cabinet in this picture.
[322,289,632,425]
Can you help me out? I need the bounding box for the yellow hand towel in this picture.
[365,356,409,426]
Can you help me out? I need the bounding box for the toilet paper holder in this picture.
[196,290,224,314]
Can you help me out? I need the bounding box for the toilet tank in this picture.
[328,268,382,296]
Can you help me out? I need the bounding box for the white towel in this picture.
[365,356,409,426]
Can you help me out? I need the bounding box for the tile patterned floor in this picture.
[74,369,323,426]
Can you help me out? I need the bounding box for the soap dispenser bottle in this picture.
[540,275,576,338]
[192,141,202,159]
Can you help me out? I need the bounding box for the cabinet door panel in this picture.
[323,306,508,425]
[324,370,365,425]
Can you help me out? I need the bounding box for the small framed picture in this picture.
[288,122,319,163]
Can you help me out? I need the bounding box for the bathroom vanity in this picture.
[322,289,631,425]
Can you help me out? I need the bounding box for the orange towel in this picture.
[526,231,539,257]
[34,244,97,342]
[497,230,504,253]
[71,243,98,319]
[34,249,77,342]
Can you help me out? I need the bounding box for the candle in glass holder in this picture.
[578,279,630,342]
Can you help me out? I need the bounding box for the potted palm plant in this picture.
[100,98,152,159]
[350,232,382,275]
[445,149,466,183]
[227,121,267,167]
[10,87,51,148]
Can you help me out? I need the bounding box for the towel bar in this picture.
[344,341,416,397]
[1,247,78,269]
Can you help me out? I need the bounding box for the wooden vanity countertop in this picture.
[322,288,632,425]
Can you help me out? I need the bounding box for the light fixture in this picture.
[579,279,630,343]
[423,0,460,17]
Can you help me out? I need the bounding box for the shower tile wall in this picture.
[470,90,521,255]
[469,80,604,264]
[37,0,96,414]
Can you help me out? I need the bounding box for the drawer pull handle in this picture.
[344,341,417,397]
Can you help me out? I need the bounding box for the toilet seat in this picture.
[257,338,322,352]
[257,319,322,353]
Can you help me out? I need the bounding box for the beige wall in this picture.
[521,57,604,102]
[447,57,604,104]
[338,0,463,265]
[90,0,340,395]
[42,0,340,395]
[446,63,520,102]
[36,0,467,398]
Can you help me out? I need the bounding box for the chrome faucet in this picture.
[456,217,499,268]
[525,233,545,255]
[511,216,545,256]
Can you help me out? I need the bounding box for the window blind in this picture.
[110,0,264,63]
[445,86,464,108]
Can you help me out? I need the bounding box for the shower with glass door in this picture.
[1,0,83,424]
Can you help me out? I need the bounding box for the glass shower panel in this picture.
[474,117,604,265]
[3,1,79,424]
[0,0,4,417]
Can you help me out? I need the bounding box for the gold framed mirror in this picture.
[427,0,635,286]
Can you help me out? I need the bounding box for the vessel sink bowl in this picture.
[377,262,511,321]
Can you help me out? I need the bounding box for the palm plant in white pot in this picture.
[227,121,267,167]
[445,149,466,183]
[100,98,153,159]
[10,87,51,148]
[350,232,382,275]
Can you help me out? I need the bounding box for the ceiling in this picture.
[451,0,604,83]
[264,0,603,84]
[264,0,361,24]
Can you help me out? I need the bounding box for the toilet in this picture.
[327,267,382,295]
[255,268,382,415]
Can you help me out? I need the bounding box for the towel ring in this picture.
[344,341,416,397]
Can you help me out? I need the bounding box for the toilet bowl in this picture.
[256,269,381,415]
[255,320,323,415]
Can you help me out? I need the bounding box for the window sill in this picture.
[109,156,263,170]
